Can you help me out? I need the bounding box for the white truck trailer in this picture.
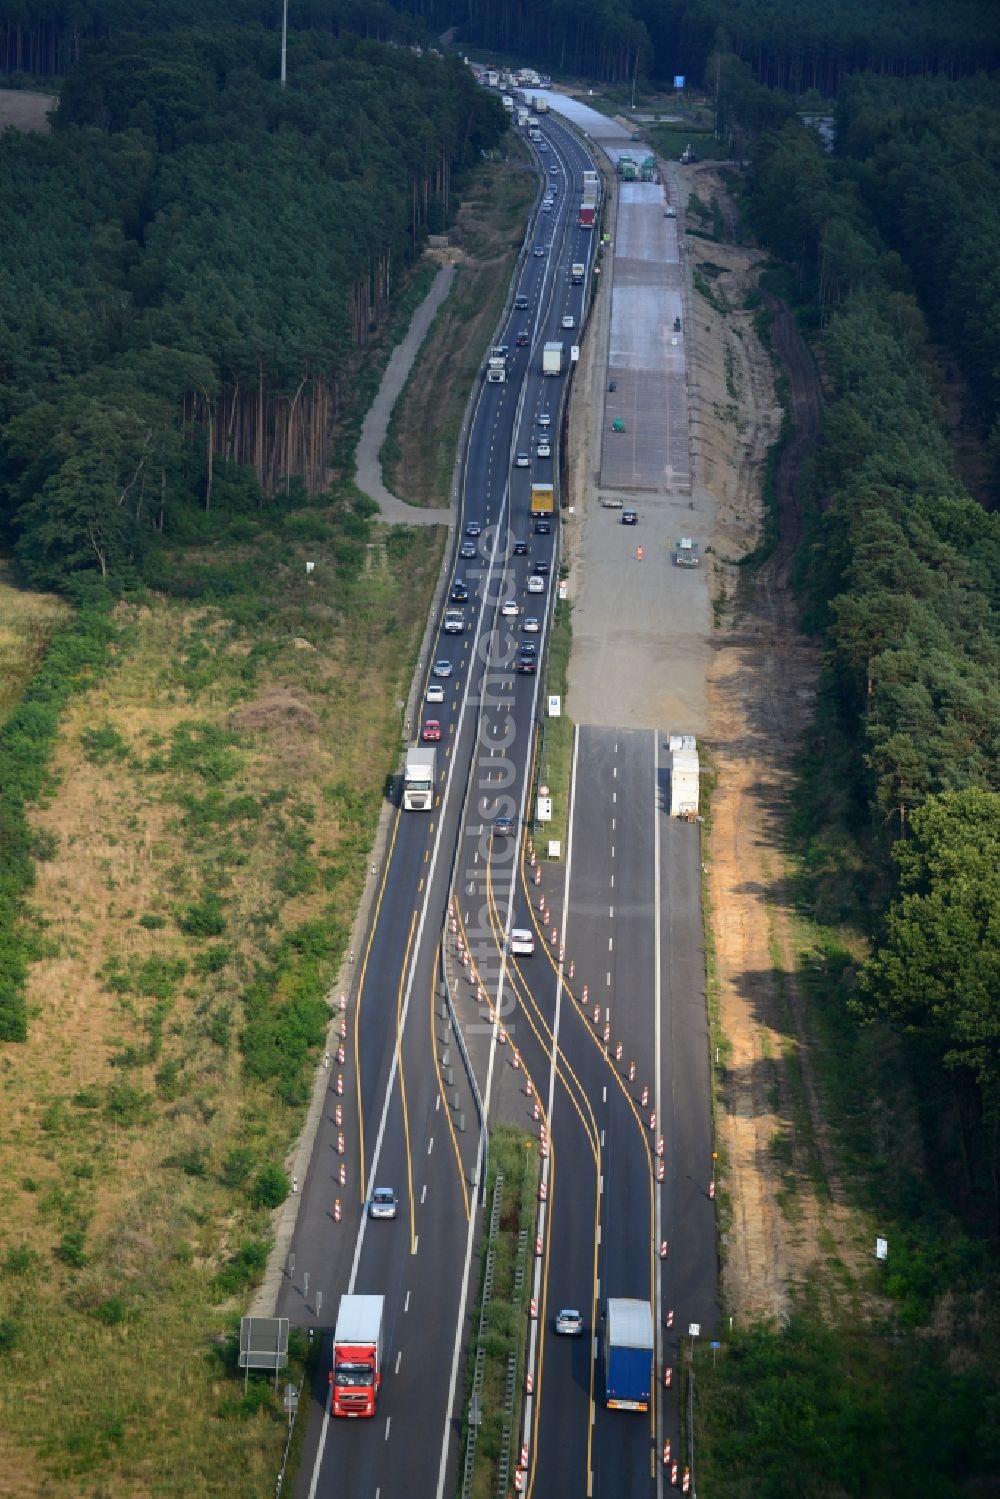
[668,734,699,818]
[542,341,564,376]
[403,747,436,811]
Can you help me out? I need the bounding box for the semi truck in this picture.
[571,262,586,284]
[604,1298,654,1411]
[530,483,555,517]
[578,204,596,229]
[542,341,564,376]
[403,746,436,810]
[531,95,549,114]
[668,734,700,818]
[330,1295,385,1418]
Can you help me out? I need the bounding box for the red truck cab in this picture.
[330,1294,385,1417]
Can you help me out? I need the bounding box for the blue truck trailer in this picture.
[604,1298,654,1410]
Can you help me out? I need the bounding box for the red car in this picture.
[421,719,442,743]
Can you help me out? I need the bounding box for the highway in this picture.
[479,723,717,1496]
[285,111,602,1498]
[282,98,718,1498]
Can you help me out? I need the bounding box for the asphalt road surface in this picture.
[281,100,717,1499]
[285,112,601,1499]
[495,725,718,1497]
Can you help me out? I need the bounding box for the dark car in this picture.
[516,331,530,348]
[534,518,552,536]
[516,654,536,674]
[492,815,515,837]
[465,521,482,537]
[622,508,638,526]
[533,559,551,576]
[460,541,477,559]
[451,580,469,602]
[514,295,529,310]
[512,538,528,556]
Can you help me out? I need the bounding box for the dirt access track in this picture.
[565,152,872,1321]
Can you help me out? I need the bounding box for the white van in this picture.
[510,928,535,956]
[527,574,545,594]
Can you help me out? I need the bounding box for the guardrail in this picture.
[459,1171,505,1499]
[440,942,488,1200]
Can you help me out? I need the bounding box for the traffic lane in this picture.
[558,728,647,1034]
[609,730,657,1085]
[593,1398,656,1498]
[275,818,434,1325]
[532,1105,599,1499]
[546,1017,654,1499]
[658,806,719,1344]
[289,134,566,1493]
[559,729,658,1494]
[305,1123,472,1498]
[593,1084,655,1499]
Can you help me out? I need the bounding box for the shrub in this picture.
[168,721,241,783]
[154,1058,184,1099]
[192,943,231,976]
[105,1082,150,1126]
[0,1317,21,1352]
[250,1163,289,1209]
[93,1295,127,1325]
[221,1146,254,1187]
[213,1239,268,1297]
[80,724,129,764]
[177,892,226,938]
[56,1228,88,1268]
[165,1145,208,1177]
[2,1244,37,1277]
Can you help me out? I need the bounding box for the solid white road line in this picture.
[653,731,664,1499]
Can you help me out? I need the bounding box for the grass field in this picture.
[535,598,573,859]
[460,1124,538,1499]
[0,495,443,1494]
[0,559,70,721]
[383,149,536,506]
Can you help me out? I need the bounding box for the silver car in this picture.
[369,1187,398,1220]
[555,1309,583,1336]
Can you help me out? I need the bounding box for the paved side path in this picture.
[355,264,455,524]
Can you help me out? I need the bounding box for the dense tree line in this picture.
[3,0,997,90]
[0,0,426,77]
[747,115,1000,1220]
[836,73,1000,475]
[0,27,505,588]
[402,0,998,90]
